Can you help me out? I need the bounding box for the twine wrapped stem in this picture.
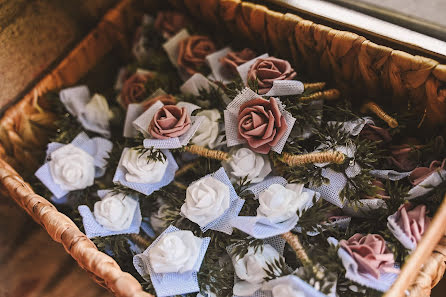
[360,102,398,128]
[183,145,229,161]
[303,82,326,92]
[300,89,340,101]
[130,234,151,249]
[281,231,311,265]
[175,160,201,178]
[280,151,345,166]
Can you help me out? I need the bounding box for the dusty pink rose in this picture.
[247,57,297,95]
[339,233,399,279]
[154,11,189,38]
[395,204,430,245]
[149,105,191,139]
[409,159,446,185]
[220,48,256,75]
[388,144,421,171]
[140,94,177,111]
[237,98,288,154]
[360,124,392,144]
[120,72,154,108]
[177,36,216,76]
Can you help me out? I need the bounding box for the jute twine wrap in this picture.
[300,89,341,101]
[280,151,345,166]
[174,159,201,177]
[281,231,311,266]
[0,0,445,296]
[130,234,151,249]
[183,145,230,161]
[303,82,326,92]
[361,102,399,128]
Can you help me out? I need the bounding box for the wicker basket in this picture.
[1,0,445,296]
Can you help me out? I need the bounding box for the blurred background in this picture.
[0,0,445,296]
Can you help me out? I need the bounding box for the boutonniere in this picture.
[78,190,141,238]
[262,274,330,297]
[222,147,272,183]
[228,237,285,297]
[123,89,176,138]
[236,54,304,97]
[59,86,113,137]
[133,225,210,296]
[118,69,156,108]
[230,176,317,239]
[387,203,431,250]
[206,47,256,84]
[133,99,204,149]
[163,29,216,79]
[224,88,295,154]
[180,167,245,234]
[329,234,400,292]
[113,147,178,195]
[35,132,112,199]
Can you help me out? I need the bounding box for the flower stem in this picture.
[175,159,201,177]
[280,151,345,166]
[300,89,340,101]
[130,234,151,248]
[281,231,311,265]
[360,101,398,128]
[303,82,326,92]
[183,145,229,161]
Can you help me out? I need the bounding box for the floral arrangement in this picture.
[32,10,446,297]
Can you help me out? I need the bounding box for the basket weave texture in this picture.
[0,0,445,297]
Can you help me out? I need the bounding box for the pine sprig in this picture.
[229,237,264,259]
[264,257,290,281]
[179,84,227,111]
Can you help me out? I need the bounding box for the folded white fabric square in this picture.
[133,225,211,297]
[35,132,113,199]
[60,85,113,137]
[78,190,142,238]
[113,148,178,195]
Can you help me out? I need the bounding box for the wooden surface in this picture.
[0,196,112,297]
[0,0,118,111]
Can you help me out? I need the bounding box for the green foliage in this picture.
[229,237,264,259]
[179,84,228,111]
[264,257,290,281]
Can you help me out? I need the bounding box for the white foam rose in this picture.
[181,176,230,226]
[81,94,113,130]
[94,192,137,231]
[222,147,271,183]
[49,144,95,191]
[191,109,221,148]
[257,183,311,223]
[272,284,305,297]
[121,148,168,183]
[149,230,202,273]
[232,244,280,296]
[263,275,306,297]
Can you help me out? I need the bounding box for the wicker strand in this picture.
[183,145,229,161]
[303,82,326,92]
[281,231,310,265]
[360,102,398,128]
[280,151,345,166]
[130,234,151,249]
[300,89,340,101]
[174,160,201,178]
